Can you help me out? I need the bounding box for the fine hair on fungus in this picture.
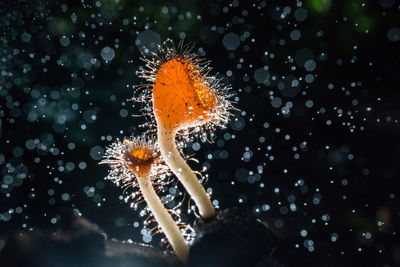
[100,135,190,262]
[136,40,233,219]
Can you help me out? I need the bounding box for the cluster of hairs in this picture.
[100,39,233,261]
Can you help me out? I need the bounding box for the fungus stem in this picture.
[157,124,216,219]
[137,172,189,263]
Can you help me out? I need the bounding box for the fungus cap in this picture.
[137,39,233,136]
[100,136,166,184]
[123,139,159,176]
[153,57,217,131]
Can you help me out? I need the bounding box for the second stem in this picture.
[157,124,216,219]
[137,173,189,262]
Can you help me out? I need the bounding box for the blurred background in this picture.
[1,0,399,265]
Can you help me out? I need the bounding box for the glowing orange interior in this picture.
[124,144,156,176]
[152,57,216,131]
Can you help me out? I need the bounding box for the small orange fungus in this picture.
[100,136,164,184]
[124,140,158,176]
[100,135,190,262]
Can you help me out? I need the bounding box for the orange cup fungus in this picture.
[138,40,232,135]
[136,40,233,219]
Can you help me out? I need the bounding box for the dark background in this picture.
[1,0,399,265]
